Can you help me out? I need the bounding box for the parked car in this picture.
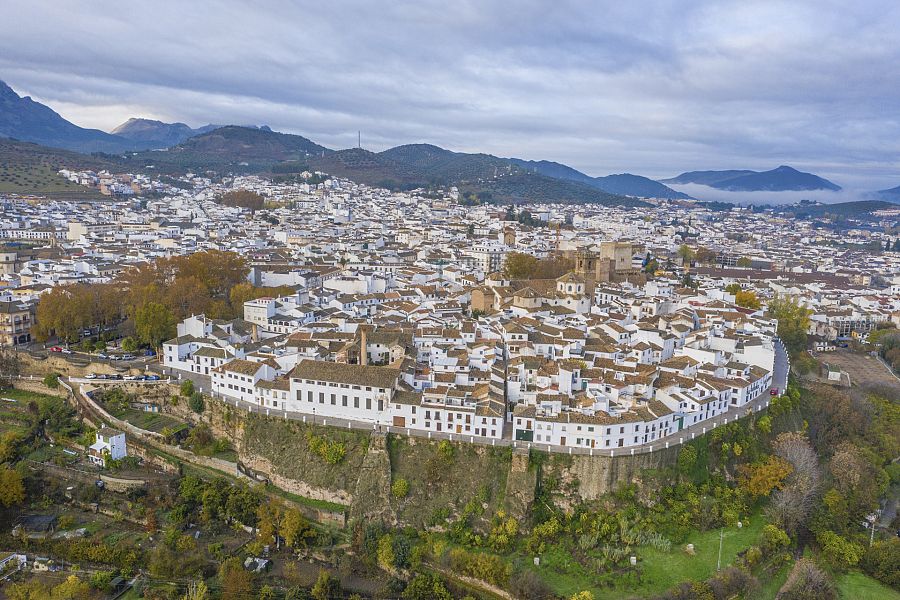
[97,353,108,359]
[96,374,108,380]
[85,373,97,379]
[121,354,136,361]
[144,349,156,357]
[123,375,139,381]
[770,388,779,396]
[145,375,160,381]
[60,348,72,354]
[49,346,64,353]
[108,374,122,380]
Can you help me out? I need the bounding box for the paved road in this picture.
[146,338,790,457]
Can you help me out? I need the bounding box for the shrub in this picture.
[188,392,204,414]
[437,439,455,460]
[816,530,864,570]
[43,373,60,389]
[305,431,346,465]
[861,538,900,588]
[391,478,409,498]
[180,380,195,397]
[509,570,552,600]
[678,445,698,473]
[760,524,791,556]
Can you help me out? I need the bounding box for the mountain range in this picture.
[110,118,221,148]
[660,166,842,192]
[4,78,894,204]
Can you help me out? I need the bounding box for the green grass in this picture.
[837,572,900,600]
[268,486,348,514]
[530,514,765,599]
[111,407,185,434]
[759,561,793,599]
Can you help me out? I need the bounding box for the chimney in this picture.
[251,323,259,343]
[360,327,368,366]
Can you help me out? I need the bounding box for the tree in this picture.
[738,456,793,498]
[569,592,595,600]
[861,538,900,588]
[49,575,92,600]
[134,301,176,348]
[768,433,821,535]
[311,569,340,600]
[188,392,205,414]
[777,559,835,600]
[760,524,791,556]
[0,467,25,507]
[120,337,138,352]
[816,530,863,570]
[736,256,753,268]
[181,380,195,397]
[377,534,396,570]
[6,580,51,600]
[767,295,812,356]
[678,244,695,265]
[182,580,209,600]
[735,290,761,310]
[503,252,540,279]
[725,283,742,294]
[402,574,452,600]
[695,246,717,265]
[219,557,253,600]
[281,508,313,549]
[219,189,265,212]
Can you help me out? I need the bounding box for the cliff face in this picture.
[231,412,678,528]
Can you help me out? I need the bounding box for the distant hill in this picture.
[308,144,647,206]
[873,185,900,203]
[0,138,117,197]
[121,126,331,174]
[660,170,755,186]
[782,200,895,218]
[0,80,134,153]
[111,118,220,148]
[458,172,649,207]
[511,158,691,199]
[661,166,841,191]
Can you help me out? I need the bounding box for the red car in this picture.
[49,346,64,352]
[770,388,779,396]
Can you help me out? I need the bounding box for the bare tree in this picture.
[777,559,835,600]
[767,432,821,535]
[0,349,20,389]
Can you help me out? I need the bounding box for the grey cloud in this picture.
[2,0,900,192]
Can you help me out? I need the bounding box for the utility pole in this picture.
[717,527,723,571]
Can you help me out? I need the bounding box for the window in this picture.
[319,393,324,403]
[330,394,336,405]
[342,395,347,407]
[366,398,371,410]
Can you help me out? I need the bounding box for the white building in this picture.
[89,428,127,466]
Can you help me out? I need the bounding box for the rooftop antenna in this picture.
[358,131,361,149]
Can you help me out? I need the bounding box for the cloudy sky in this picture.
[3,0,900,192]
